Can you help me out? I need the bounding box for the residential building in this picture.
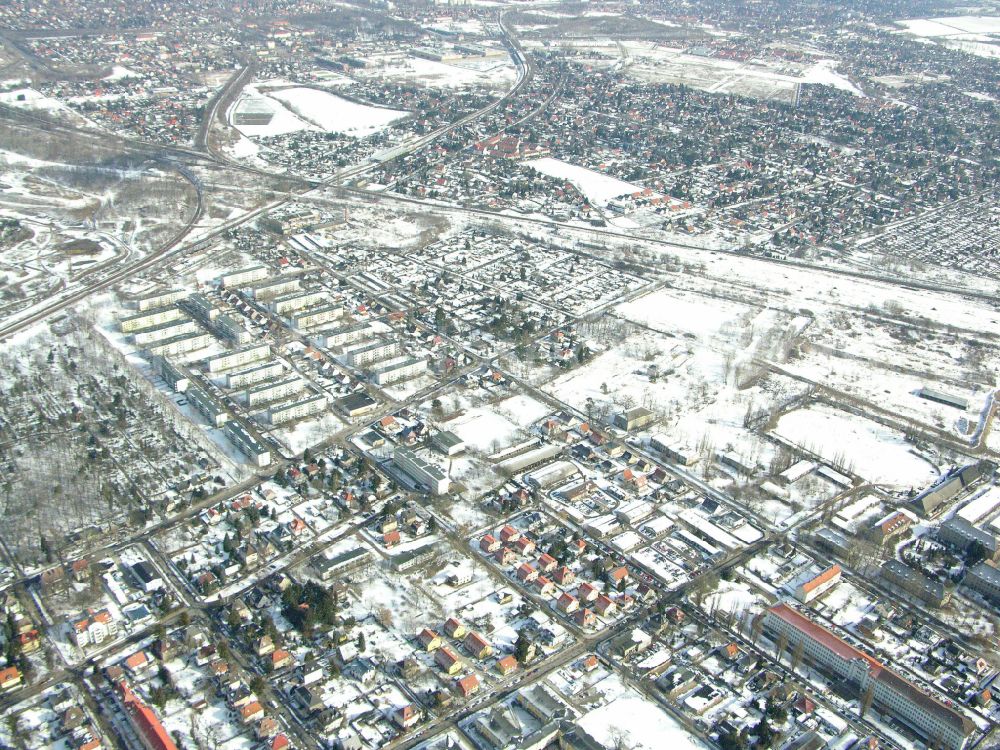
[761,604,974,750]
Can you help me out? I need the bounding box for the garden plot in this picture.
[773,403,938,487]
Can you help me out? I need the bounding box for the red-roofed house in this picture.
[553,566,575,585]
[575,609,596,628]
[557,592,579,613]
[463,631,493,660]
[496,655,518,676]
[537,553,557,572]
[394,704,421,729]
[443,618,466,639]
[455,674,479,698]
[595,595,617,617]
[499,525,520,544]
[515,536,536,555]
[417,628,442,652]
[533,576,555,596]
[517,564,538,583]
[577,582,599,602]
[480,534,500,553]
[794,564,841,604]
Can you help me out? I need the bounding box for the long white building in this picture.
[206,344,271,373]
[268,393,327,425]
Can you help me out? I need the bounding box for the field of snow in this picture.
[359,54,516,89]
[897,16,1000,36]
[270,87,408,137]
[773,403,938,487]
[445,394,548,453]
[895,17,1000,58]
[616,288,756,342]
[230,86,408,138]
[524,157,657,206]
[578,682,709,750]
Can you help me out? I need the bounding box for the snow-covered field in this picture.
[895,16,1000,58]
[577,673,710,750]
[357,54,516,89]
[524,157,657,206]
[617,288,757,342]
[270,87,408,137]
[230,85,408,138]
[773,404,938,487]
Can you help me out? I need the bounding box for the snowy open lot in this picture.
[773,403,939,487]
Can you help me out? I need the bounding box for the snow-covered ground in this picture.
[773,404,938,487]
[269,87,408,137]
[577,673,710,750]
[230,85,408,138]
[524,157,658,206]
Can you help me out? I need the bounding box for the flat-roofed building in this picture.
[206,344,271,373]
[268,393,326,425]
[247,276,301,300]
[219,266,269,288]
[344,340,400,367]
[152,355,190,393]
[147,332,214,357]
[394,447,449,495]
[291,305,342,330]
[136,289,189,311]
[371,356,425,385]
[964,561,1000,605]
[320,321,371,349]
[133,317,199,346]
[186,381,229,427]
[244,376,305,407]
[224,419,271,467]
[226,361,284,390]
[120,307,185,333]
[271,291,326,315]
